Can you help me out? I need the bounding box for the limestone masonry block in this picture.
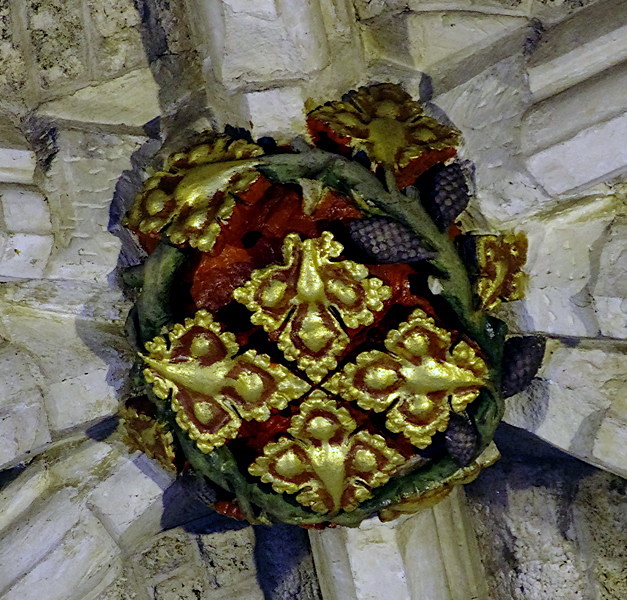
[0,490,82,592]
[0,147,37,185]
[38,69,162,128]
[0,232,54,280]
[0,186,52,234]
[353,0,533,21]
[0,1,27,94]
[48,440,122,498]
[26,0,87,91]
[0,304,125,434]
[434,57,553,224]
[41,130,144,281]
[525,112,627,196]
[527,0,627,101]
[0,400,51,469]
[86,0,145,77]
[362,11,529,93]
[504,195,619,337]
[504,340,627,478]
[196,526,261,592]
[244,86,306,142]
[0,464,51,535]
[466,460,612,600]
[189,0,329,89]
[2,509,122,600]
[310,487,488,600]
[46,370,119,433]
[87,452,174,549]
[521,62,627,156]
[592,214,627,339]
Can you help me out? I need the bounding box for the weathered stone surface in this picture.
[244,86,306,142]
[0,463,50,534]
[353,0,532,21]
[197,526,261,593]
[87,452,174,549]
[0,490,82,592]
[0,147,37,185]
[310,486,488,600]
[0,186,52,233]
[0,231,54,279]
[86,0,145,77]
[466,430,626,600]
[362,10,530,93]
[254,524,321,600]
[527,0,627,101]
[0,282,129,434]
[435,56,552,224]
[591,212,627,339]
[498,194,621,337]
[38,69,161,127]
[2,509,122,600]
[504,339,627,478]
[521,62,627,156]
[41,129,145,281]
[525,112,627,196]
[0,0,27,96]
[187,0,329,89]
[26,0,87,91]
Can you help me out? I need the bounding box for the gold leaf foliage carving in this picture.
[249,391,405,514]
[141,310,309,453]
[233,232,391,382]
[327,309,488,448]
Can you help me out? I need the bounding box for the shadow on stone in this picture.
[254,523,321,600]
[161,473,248,535]
[85,415,120,441]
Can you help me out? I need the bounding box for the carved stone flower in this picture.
[249,392,405,514]
[233,231,391,382]
[307,83,461,187]
[327,309,488,448]
[124,134,264,252]
[123,84,540,527]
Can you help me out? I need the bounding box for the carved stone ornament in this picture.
[121,83,545,527]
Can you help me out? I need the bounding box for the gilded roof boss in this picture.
[121,84,544,526]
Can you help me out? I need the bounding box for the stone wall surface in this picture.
[0,0,625,599]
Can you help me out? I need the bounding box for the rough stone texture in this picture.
[26,0,87,91]
[362,10,531,94]
[0,280,131,436]
[466,427,627,600]
[0,1,27,98]
[0,340,50,469]
[86,1,145,77]
[498,193,624,338]
[87,452,174,550]
[0,147,37,185]
[40,128,145,281]
[526,0,627,101]
[187,0,329,90]
[38,68,161,127]
[2,511,122,600]
[0,186,51,233]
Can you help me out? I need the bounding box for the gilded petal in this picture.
[474,232,528,310]
[141,310,308,453]
[125,134,263,251]
[249,391,405,514]
[329,309,488,448]
[234,232,390,382]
